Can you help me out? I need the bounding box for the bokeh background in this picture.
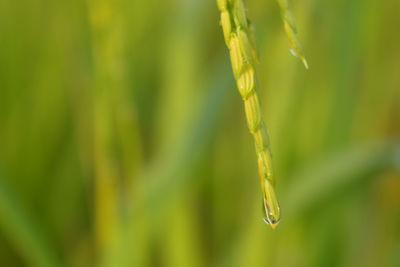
[0,0,400,266]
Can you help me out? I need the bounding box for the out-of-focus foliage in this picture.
[0,0,399,266]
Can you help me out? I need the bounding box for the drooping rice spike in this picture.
[277,0,308,69]
[217,0,281,228]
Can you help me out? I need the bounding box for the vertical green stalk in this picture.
[217,0,280,228]
[86,0,124,260]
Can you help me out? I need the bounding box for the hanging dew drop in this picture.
[261,179,281,229]
[262,199,280,229]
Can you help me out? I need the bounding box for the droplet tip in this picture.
[270,222,279,230]
[263,217,280,229]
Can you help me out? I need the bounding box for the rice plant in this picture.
[277,0,308,68]
[0,0,399,266]
[217,0,281,228]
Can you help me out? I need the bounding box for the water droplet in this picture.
[262,200,280,229]
[290,49,297,57]
[261,179,281,229]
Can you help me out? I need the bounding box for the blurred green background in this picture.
[0,0,399,266]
